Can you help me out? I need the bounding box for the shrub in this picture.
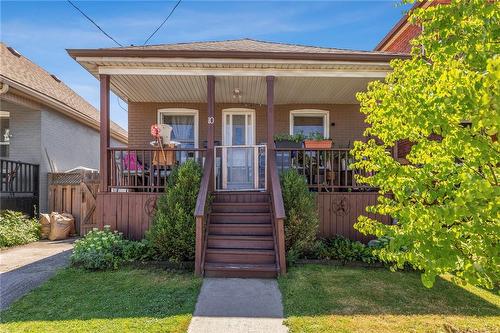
[280,169,319,260]
[313,235,378,264]
[147,159,202,262]
[71,227,154,270]
[0,210,40,248]
[71,226,124,270]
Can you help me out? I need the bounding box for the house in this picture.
[68,38,408,277]
[0,42,127,216]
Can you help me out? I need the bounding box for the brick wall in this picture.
[384,24,422,54]
[127,103,367,149]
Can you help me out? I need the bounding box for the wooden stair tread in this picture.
[210,212,270,216]
[206,248,275,254]
[208,235,273,240]
[204,262,277,272]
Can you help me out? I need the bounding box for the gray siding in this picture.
[8,108,42,164]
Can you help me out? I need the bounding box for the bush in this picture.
[312,235,378,264]
[147,159,202,262]
[0,210,40,248]
[280,169,319,260]
[71,226,153,270]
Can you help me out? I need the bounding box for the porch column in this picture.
[99,74,110,192]
[207,75,215,150]
[266,76,275,148]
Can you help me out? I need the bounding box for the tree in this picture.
[352,0,499,289]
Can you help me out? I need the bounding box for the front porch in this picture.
[69,40,402,277]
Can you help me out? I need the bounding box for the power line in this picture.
[117,96,128,113]
[67,0,123,47]
[143,0,182,45]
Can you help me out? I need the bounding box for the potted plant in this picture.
[303,132,333,149]
[274,133,305,149]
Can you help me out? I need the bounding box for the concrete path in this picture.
[188,278,288,333]
[0,239,75,310]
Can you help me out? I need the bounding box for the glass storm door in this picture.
[221,111,255,190]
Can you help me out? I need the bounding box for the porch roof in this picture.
[68,39,407,105]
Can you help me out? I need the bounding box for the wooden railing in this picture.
[268,151,287,275]
[0,159,39,195]
[274,148,375,191]
[194,150,214,276]
[108,147,206,192]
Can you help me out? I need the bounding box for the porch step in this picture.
[212,192,270,204]
[205,248,276,264]
[210,212,271,224]
[208,223,273,236]
[207,235,274,250]
[203,191,277,278]
[204,263,277,278]
[212,202,270,213]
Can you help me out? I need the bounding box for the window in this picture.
[290,110,329,138]
[0,111,9,158]
[157,109,199,148]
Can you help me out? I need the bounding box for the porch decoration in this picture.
[303,132,333,149]
[274,133,304,149]
[150,124,174,166]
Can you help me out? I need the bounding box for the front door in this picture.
[220,109,256,190]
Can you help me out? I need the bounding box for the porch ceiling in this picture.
[73,57,391,105]
[109,75,377,104]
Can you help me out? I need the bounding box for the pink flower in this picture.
[151,124,160,138]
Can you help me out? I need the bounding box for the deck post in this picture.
[99,74,110,192]
[266,76,275,188]
[207,75,215,150]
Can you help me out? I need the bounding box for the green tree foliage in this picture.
[147,160,202,262]
[352,0,499,288]
[281,169,319,260]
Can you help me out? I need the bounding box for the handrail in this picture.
[194,150,214,276]
[268,149,286,275]
[195,151,214,217]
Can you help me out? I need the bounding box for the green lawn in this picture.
[0,267,202,333]
[278,265,500,333]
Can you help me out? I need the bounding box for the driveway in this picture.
[0,239,75,310]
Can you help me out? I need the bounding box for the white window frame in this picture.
[157,108,199,148]
[221,108,256,146]
[289,109,330,138]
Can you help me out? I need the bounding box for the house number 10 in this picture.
[208,116,215,124]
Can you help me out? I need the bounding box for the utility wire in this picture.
[117,96,128,113]
[67,0,123,47]
[143,0,182,45]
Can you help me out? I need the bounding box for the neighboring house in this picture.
[0,42,127,215]
[68,38,407,277]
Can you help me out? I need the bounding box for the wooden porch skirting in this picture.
[95,192,160,240]
[316,192,391,243]
[95,192,389,242]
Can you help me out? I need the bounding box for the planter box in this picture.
[303,140,332,149]
[275,140,302,149]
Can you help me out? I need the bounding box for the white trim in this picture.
[221,108,256,146]
[289,109,330,138]
[98,66,389,78]
[157,108,199,148]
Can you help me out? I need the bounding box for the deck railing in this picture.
[0,159,39,195]
[108,147,207,192]
[274,148,375,191]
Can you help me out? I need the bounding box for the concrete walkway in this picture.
[188,278,288,333]
[0,239,75,310]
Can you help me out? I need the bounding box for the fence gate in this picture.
[48,171,99,235]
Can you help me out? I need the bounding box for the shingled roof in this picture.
[68,38,408,62]
[0,42,127,142]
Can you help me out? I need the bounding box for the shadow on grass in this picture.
[278,265,500,317]
[0,267,202,323]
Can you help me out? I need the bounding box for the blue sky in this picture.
[1,1,410,130]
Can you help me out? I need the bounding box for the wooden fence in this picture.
[48,171,99,235]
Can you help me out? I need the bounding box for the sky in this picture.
[0,1,411,131]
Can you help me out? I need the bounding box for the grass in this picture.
[278,265,500,333]
[0,267,202,333]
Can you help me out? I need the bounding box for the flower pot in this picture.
[303,140,332,149]
[275,140,302,149]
